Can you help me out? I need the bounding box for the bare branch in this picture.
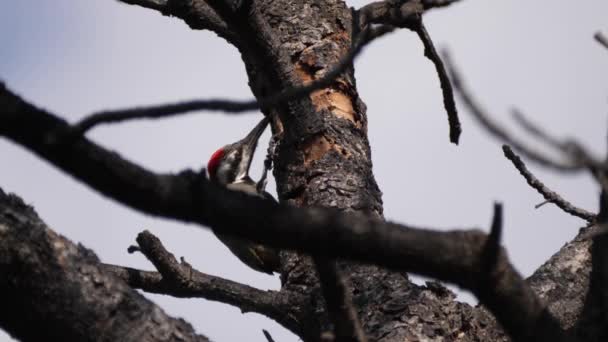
[595,31,608,50]
[502,145,596,222]
[511,108,604,172]
[0,84,569,342]
[314,260,368,342]
[511,109,564,150]
[422,0,462,10]
[0,189,209,342]
[71,25,394,135]
[443,51,582,172]
[117,0,236,43]
[414,20,461,144]
[118,0,167,11]
[358,1,461,144]
[100,232,304,336]
[262,330,277,342]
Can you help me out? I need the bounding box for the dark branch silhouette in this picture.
[0,83,569,342]
[422,0,462,9]
[595,31,608,50]
[414,20,461,144]
[117,0,236,43]
[0,189,210,342]
[502,145,596,222]
[101,230,305,336]
[444,51,585,172]
[358,0,461,144]
[71,25,394,135]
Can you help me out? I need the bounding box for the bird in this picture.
[206,116,280,274]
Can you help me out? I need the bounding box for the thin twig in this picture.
[415,20,461,144]
[443,50,581,172]
[71,25,394,135]
[535,200,551,209]
[511,108,604,172]
[262,330,277,342]
[595,32,608,50]
[314,260,368,342]
[502,145,596,222]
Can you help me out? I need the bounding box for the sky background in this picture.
[1,1,607,341]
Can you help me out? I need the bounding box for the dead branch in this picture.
[0,189,209,342]
[422,0,462,10]
[358,0,461,144]
[444,51,582,172]
[117,0,236,43]
[0,84,569,342]
[502,145,595,221]
[71,25,394,135]
[595,31,608,50]
[414,20,461,144]
[100,230,305,336]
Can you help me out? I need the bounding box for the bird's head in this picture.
[207,117,269,185]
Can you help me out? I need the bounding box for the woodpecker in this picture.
[206,117,280,274]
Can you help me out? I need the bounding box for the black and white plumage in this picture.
[206,117,280,274]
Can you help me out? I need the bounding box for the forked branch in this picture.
[101,230,304,336]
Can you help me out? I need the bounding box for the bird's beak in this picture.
[236,116,270,180]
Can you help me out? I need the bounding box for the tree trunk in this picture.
[0,0,604,341]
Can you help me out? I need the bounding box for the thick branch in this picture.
[0,84,567,342]
[117,0,237,43]
[503,145,596,222]
[0,189,209,342]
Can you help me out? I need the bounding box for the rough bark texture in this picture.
[0,189,208,342]
[238,1,506,341]
[0,0,604,341]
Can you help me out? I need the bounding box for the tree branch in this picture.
[595,31,608,50]
[422,0,462,10]
[0,189,209,341]
[358,1,461,144]
[502,145,596,222]
[70,25,394,135]
[100,230,305,336]
[444,51,584,172]
[117,0,237,43]
[414,20,461,144]
[0,83,569,342]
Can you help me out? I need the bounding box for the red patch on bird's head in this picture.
[207,148,225,178]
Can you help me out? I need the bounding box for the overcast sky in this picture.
[1,1,607,341]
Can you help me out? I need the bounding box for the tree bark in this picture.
[0,189,208,342]
[0,0,604,341]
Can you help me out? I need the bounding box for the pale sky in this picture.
[1,1,607,341]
